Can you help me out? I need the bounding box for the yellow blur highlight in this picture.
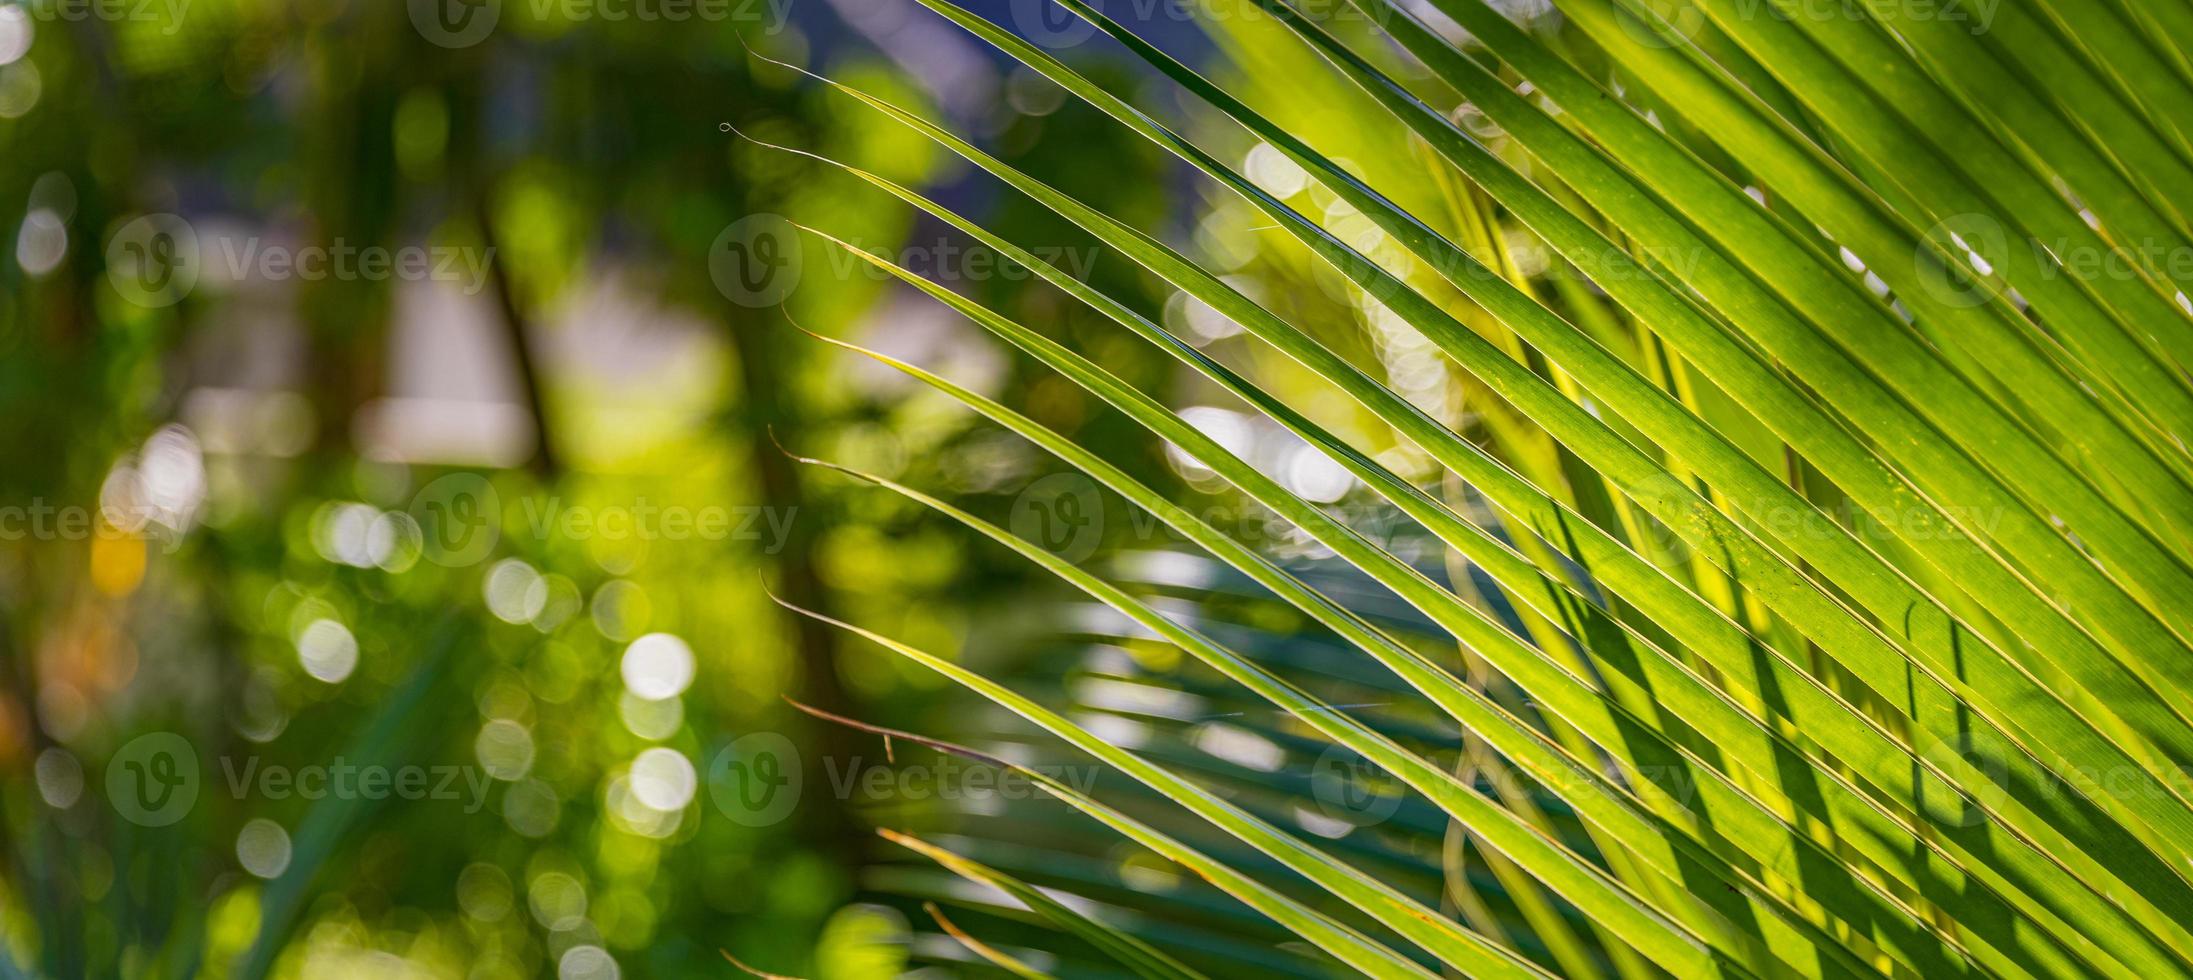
[91,529,145,597]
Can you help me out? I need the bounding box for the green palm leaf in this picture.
[781,1,2193,976]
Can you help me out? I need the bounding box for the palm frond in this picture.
[783,1,2193,976]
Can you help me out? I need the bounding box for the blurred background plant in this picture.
[0,0,1195,975]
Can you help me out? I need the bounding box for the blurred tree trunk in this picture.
[446,49,558,478]
[471,193,560,478]
[726,308,862,878]
[300,29,400,459]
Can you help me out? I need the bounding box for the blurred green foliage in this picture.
[0,2,1185,976]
